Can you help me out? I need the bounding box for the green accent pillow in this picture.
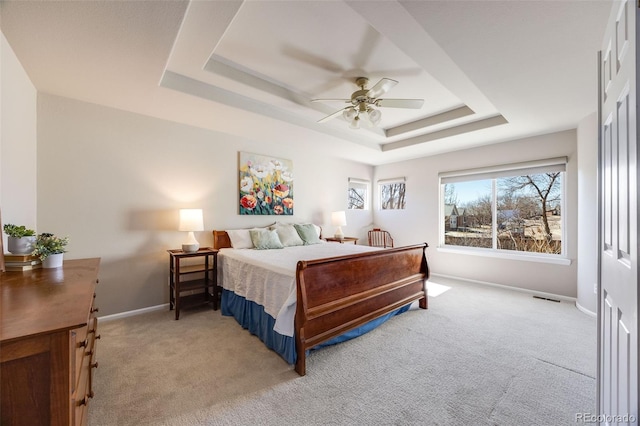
[249,229,284,250]
[294,223,321,245]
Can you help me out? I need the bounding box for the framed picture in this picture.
[239,152,293,215]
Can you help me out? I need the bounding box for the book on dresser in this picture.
[3,254,41,271]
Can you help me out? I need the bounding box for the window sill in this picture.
[437,246,572,265]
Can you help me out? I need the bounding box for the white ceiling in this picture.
[0,0,612,165]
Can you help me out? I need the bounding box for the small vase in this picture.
[7,236,37,254]
[42,253,64,268]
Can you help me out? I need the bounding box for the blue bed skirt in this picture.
[221,289,410,365]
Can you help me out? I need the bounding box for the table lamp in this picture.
[179,208,204,252]
[331,211,347,239]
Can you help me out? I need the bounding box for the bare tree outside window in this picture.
[444,183,458,205]
[348,187,366,209]
[441,170,563,255]
[348,179,369,210]
[380,182,406,209]
[497,173,562,253]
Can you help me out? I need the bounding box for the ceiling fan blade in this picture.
[376,98,424,109]
[311,99,351,103]
[366,78,398,98]
[317,108,348,123]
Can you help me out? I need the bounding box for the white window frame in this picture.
[378,177,406,210]
[438,157,570,265]
[347,178,370,210]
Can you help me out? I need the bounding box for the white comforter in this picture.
[219,243,380,337]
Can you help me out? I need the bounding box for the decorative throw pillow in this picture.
[226,229,254,249]
[274,223,304,247]
[294,223,322,245]
[249,229,284,250]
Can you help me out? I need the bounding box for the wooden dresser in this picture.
[0,258,101,426]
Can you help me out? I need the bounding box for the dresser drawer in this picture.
[73,352,90,426]
[88,316,99,399]
[72,307,98,425]
[72,325,88,393]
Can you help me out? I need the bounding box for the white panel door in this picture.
[599,0,638,424]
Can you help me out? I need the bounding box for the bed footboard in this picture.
[294,243,429,376]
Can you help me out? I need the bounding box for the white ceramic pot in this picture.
[42,253,64,268]
[7,236,37,254]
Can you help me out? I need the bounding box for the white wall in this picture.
[373,130,578,298]
[0,32,37,240]
[576,112,598,314]
[37,94,373,315]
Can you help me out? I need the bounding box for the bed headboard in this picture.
[212,230,232,250]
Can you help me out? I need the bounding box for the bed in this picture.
[213,227,429,376]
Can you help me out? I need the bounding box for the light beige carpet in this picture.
[89,277,596,425]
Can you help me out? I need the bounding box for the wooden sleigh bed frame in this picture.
[213,230,429,376]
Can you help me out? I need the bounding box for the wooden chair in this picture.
[368,228,394,248]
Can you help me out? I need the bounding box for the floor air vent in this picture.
[533,295,561,303]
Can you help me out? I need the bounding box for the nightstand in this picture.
[167,248,218,320]
[325,237,358,244]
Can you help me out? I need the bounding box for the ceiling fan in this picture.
[312,77,424,129]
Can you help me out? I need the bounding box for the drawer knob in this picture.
[95,334,101,340]
[90,307,99,313]
[91,361,99,369]
[77,397,88,406]
[78,339,88,348]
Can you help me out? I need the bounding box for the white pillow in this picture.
[226,229,253,249]
[274,223,304,247]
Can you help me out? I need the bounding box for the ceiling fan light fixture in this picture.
[314,76,422,129]
[343,107,358,121]
[367,107,381,125]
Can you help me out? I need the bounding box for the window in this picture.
[347,178,369,210]
[379,177,406,210]
[440,158,566,257]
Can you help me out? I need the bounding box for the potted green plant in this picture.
[3,224,37,254]
[32,233,69,268]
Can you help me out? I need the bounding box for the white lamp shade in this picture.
[331,211,346,240]
[179,209,204,231]
[331,211,347,227]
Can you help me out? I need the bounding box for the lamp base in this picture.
[182,243,200,253]
[182,231,200,253]
[334,226,344,240]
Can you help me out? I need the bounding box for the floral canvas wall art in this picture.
[239,152,293,215]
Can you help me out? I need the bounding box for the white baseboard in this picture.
[575,300,597,317]
[98,303,169,322]
[430,273,577,303]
